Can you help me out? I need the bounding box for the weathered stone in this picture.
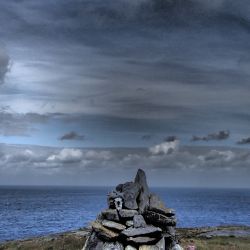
[121,226,162,237]
[125,245,137,250]
[119,209,138,219]
[133,215,147,228]
[127,236,158,245]
[102,220,126,231]
[82,231,104,250]
[122,181,140,210]
[103,242,124,250]
[126,220,134,227]
[143,210,176,228]
[135,169,150,212]
[92,221,119,241]
[102,209,120,222]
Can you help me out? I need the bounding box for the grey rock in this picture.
[126,220,134,227]
[133,215,147,228]
[121,182,140,210]
[134,169,150,212]
[143,211,176,228]
[102,220,126,231]
[121,225,162,237]
[92,221,119,241]
[102,209,120,222]
[82,231,104,250]
[103,242,124,250]
[125,246,137,250]
[127,236,158,245]
[119,209,138,219]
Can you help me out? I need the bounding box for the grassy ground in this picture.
[0,230,89,250]
[0,226,250,250]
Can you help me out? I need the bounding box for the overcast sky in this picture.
[0,0,250,187]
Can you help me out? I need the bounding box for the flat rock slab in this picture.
[102,220,126,231]
[127,236,158,244]
[92,222,119,241]
[102,209,120,222]
[144,210,176,227]
[119,209,138,219]
[122,226,162,237]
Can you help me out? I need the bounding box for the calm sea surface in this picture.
[0,186,250,242]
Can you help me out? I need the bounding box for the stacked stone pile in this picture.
[83,169,182,250]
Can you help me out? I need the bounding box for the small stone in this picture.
[126,220,134,227]
[125,246,137,250]
[103,242,124,250]
[102,220,126,231]
[121,225,162,237]
[102,209,120,222]
[119,209,138,219]
[127,236,158,245]
[92,221,119,241]
[133,215,147,228]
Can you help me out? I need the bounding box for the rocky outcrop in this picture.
[83,169,182,250]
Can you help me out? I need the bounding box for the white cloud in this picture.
[149,140,179,155]
[47,148,83,163]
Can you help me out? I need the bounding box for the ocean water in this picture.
[0,186,250,242]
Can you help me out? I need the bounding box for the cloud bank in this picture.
[0,141,249,187]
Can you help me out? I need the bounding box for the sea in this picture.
[0,186,250,242]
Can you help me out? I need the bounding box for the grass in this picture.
[181,236,250,250]
[0,227,250,250]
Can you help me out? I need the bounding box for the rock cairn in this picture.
[83,169,182,250]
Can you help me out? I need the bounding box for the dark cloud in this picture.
[192,130,230,141]
[237,137,250,145]
[59,131,85,141]
[165,136,178,142]
[0,108,49,136]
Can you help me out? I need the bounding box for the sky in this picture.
[0,0,250,187]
